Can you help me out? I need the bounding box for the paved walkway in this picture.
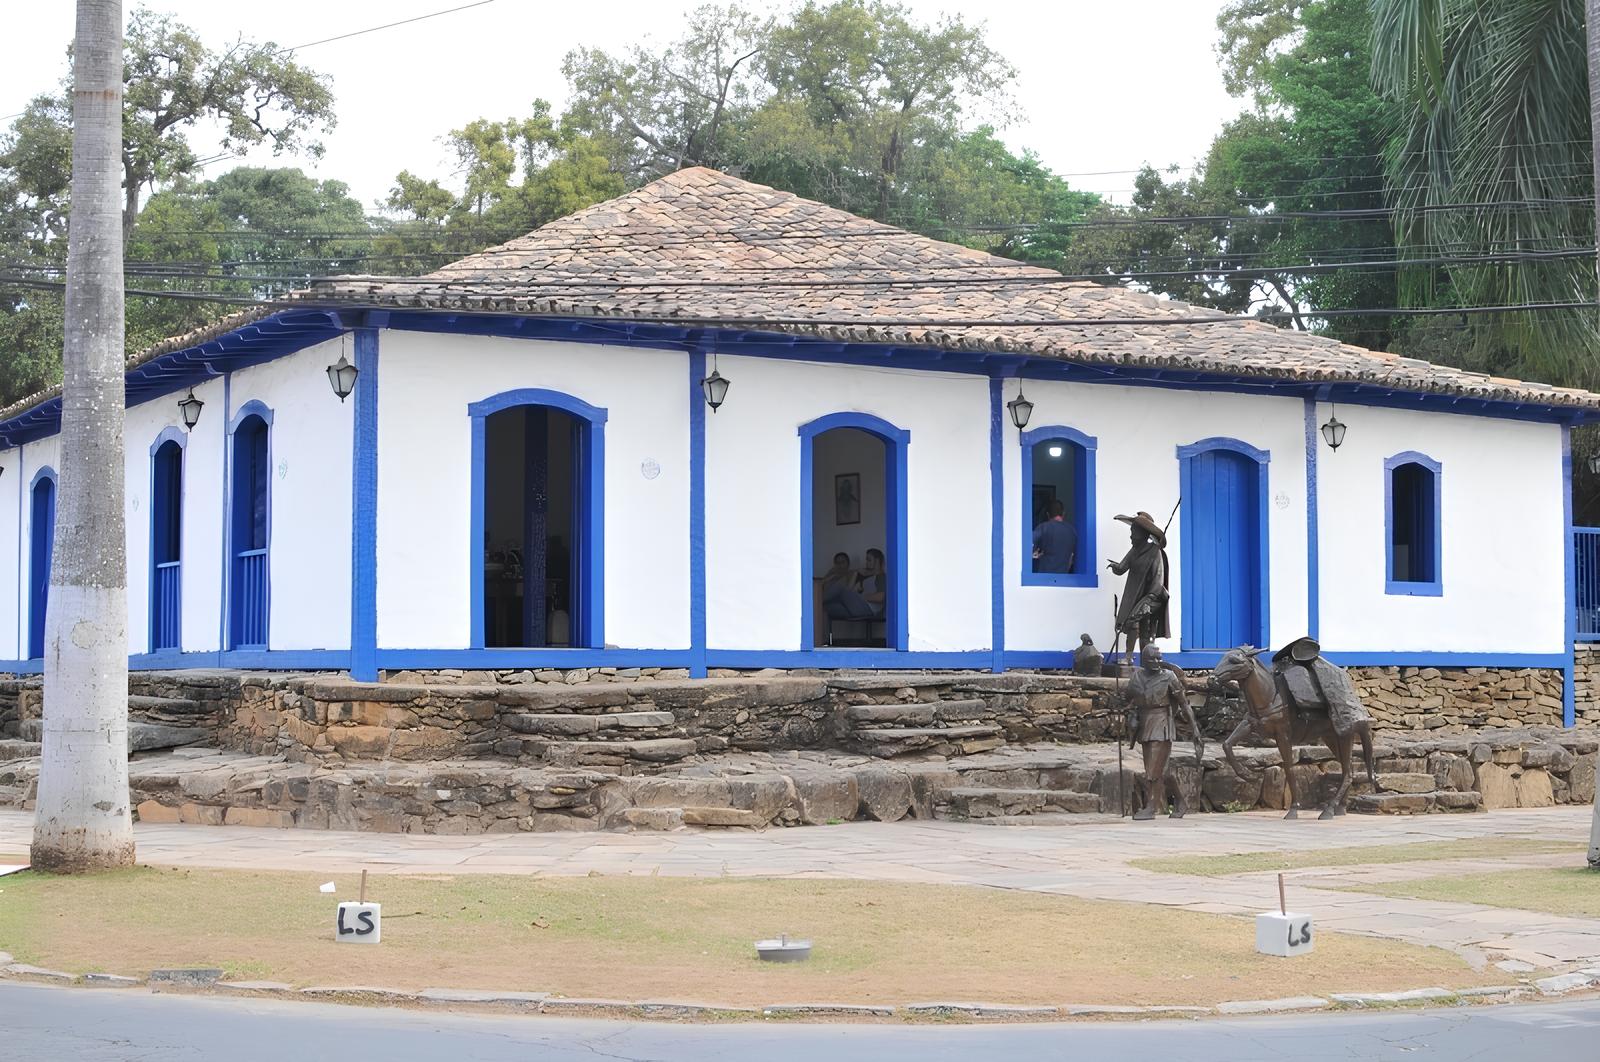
[4,807,1598,970]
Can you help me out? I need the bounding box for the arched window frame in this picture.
[149,426,187,653]
[1384,450,1442,597]
[467,387,608,650]
[798,411,910,652]
[226,400,274,650]
[26,465,57,661]
[1018,424,1097,588]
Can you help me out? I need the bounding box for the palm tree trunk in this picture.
[29,0,135,873]
[1587,0,1600,871]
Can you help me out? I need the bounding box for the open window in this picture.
[1020,425,1096,587]
[151,433,184,652]
[1386,452,1441,596]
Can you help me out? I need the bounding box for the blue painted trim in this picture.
[350,328,380,681]
[128,649,351,671]
[147,427,187,654]
[468,387,607,649]
[709,649,992,670]
[217,374,231,654]
[1018,423,1098,588]
[987,377,1005,673]
[1303,399,1319,642]
[797,411,910,652]
[688,348,709,678]
[226,399,273,650]
[1175,437,1271,651]
[1383,450,1443,597]
[26,465,56,661]
[1563,426,1576,726]
[377,648,694,670]
[13,444,22,660]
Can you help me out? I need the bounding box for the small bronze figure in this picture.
[1213,638,1376,819]
[1108,511,1170,660]
[1072,633,1103,677]
[1125,646,1203,820]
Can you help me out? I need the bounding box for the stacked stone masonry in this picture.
[0,661,1594,834]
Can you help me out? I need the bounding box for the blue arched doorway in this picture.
[1177,437,1270,651]
[469,388,607,650]
[799,412,909,652]
[150,428,185,652]
[228,403,272,650]
[27,467,56,660]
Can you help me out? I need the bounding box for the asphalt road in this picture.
[3,981,1598,1061]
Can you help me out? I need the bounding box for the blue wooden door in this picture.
[28,476,55,659]
[1183,449,1261,649]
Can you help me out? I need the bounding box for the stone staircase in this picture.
[497,708,696,768]
[841,699,1005,758]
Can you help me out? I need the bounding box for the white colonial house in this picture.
[0,168,1589,721]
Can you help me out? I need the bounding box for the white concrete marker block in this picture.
[1255,912,1313,957]
[335,902,381,944]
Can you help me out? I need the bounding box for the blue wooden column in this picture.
[688,345,709,678]
[350,327,380,682]
[987,373,1006,674]
[1303,397,1320,642]
[1563,424,1576,727]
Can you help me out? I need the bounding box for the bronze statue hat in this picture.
[1114,511,1166,546]
[1272,636,1321,664]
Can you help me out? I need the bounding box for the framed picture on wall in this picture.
[835,473,861,525]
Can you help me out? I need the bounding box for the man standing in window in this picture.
[1032,499,1077,574]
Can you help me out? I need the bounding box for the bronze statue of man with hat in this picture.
[1108,511,1170,658]
[1125,645,1203,819]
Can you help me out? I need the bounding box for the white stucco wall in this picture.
[1002,380,1311,656]
[0,445,23,658]
[1315,403,1564,653]
[375,331,691,650]
[705,355,992,652]
[226,340,354,652]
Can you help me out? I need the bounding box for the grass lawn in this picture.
[0,865,1503,1007]
[1129,838,1582,878]
[1341,867,1600,919]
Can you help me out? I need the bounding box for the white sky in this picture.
[1,0,1242,211]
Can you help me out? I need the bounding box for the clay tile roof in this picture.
[5,166,1596,427]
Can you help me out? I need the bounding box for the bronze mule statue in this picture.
[1212,639,1376,819]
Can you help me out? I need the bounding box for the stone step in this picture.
[0,739,40,761]
[853,724,1005,758]
[937,787,1102,818]
[530,737,698,766]
[505,711,676,736]
[127,694,209,719]
[1351,790,1482,814]
[846,699,990,728]
[17,720,207,753]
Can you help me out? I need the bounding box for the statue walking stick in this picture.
[1111,594,1126,818]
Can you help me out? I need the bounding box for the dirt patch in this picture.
[1340,866,1600,919]
[1130,838,1582,878]
[0,866,1502,1006]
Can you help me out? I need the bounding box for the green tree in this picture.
[1371,0,1594,384]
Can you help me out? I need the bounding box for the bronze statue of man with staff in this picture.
[1125,645,1203,820]
[1107,511,1171,661]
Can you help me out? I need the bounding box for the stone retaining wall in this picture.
[1349,667,1564,732]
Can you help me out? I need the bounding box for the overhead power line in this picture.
[280,0,497,52]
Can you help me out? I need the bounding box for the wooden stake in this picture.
[1277,872,1286,915]
[360,869,368,904]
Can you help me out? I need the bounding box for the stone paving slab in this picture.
[1,807,1596,970]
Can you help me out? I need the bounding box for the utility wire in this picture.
[280,0,497,52]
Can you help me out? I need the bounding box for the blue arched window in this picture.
[228,404,272,649]
[1020,425,1096,587]
[27,468,56,660]
[150,429,185,652]
[1385,452,1441,596]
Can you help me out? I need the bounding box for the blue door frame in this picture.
[149,427,187,653]
[27,467,56,660]
[798,412,910,652]
[468,388,607,650]
[1177,437,1270,651]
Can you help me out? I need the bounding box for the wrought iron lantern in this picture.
[1320,411,1346,451]
[1006,389,1034,430]
[177,388,205,431]
[701,367,730,412]
[326,352,359,402]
